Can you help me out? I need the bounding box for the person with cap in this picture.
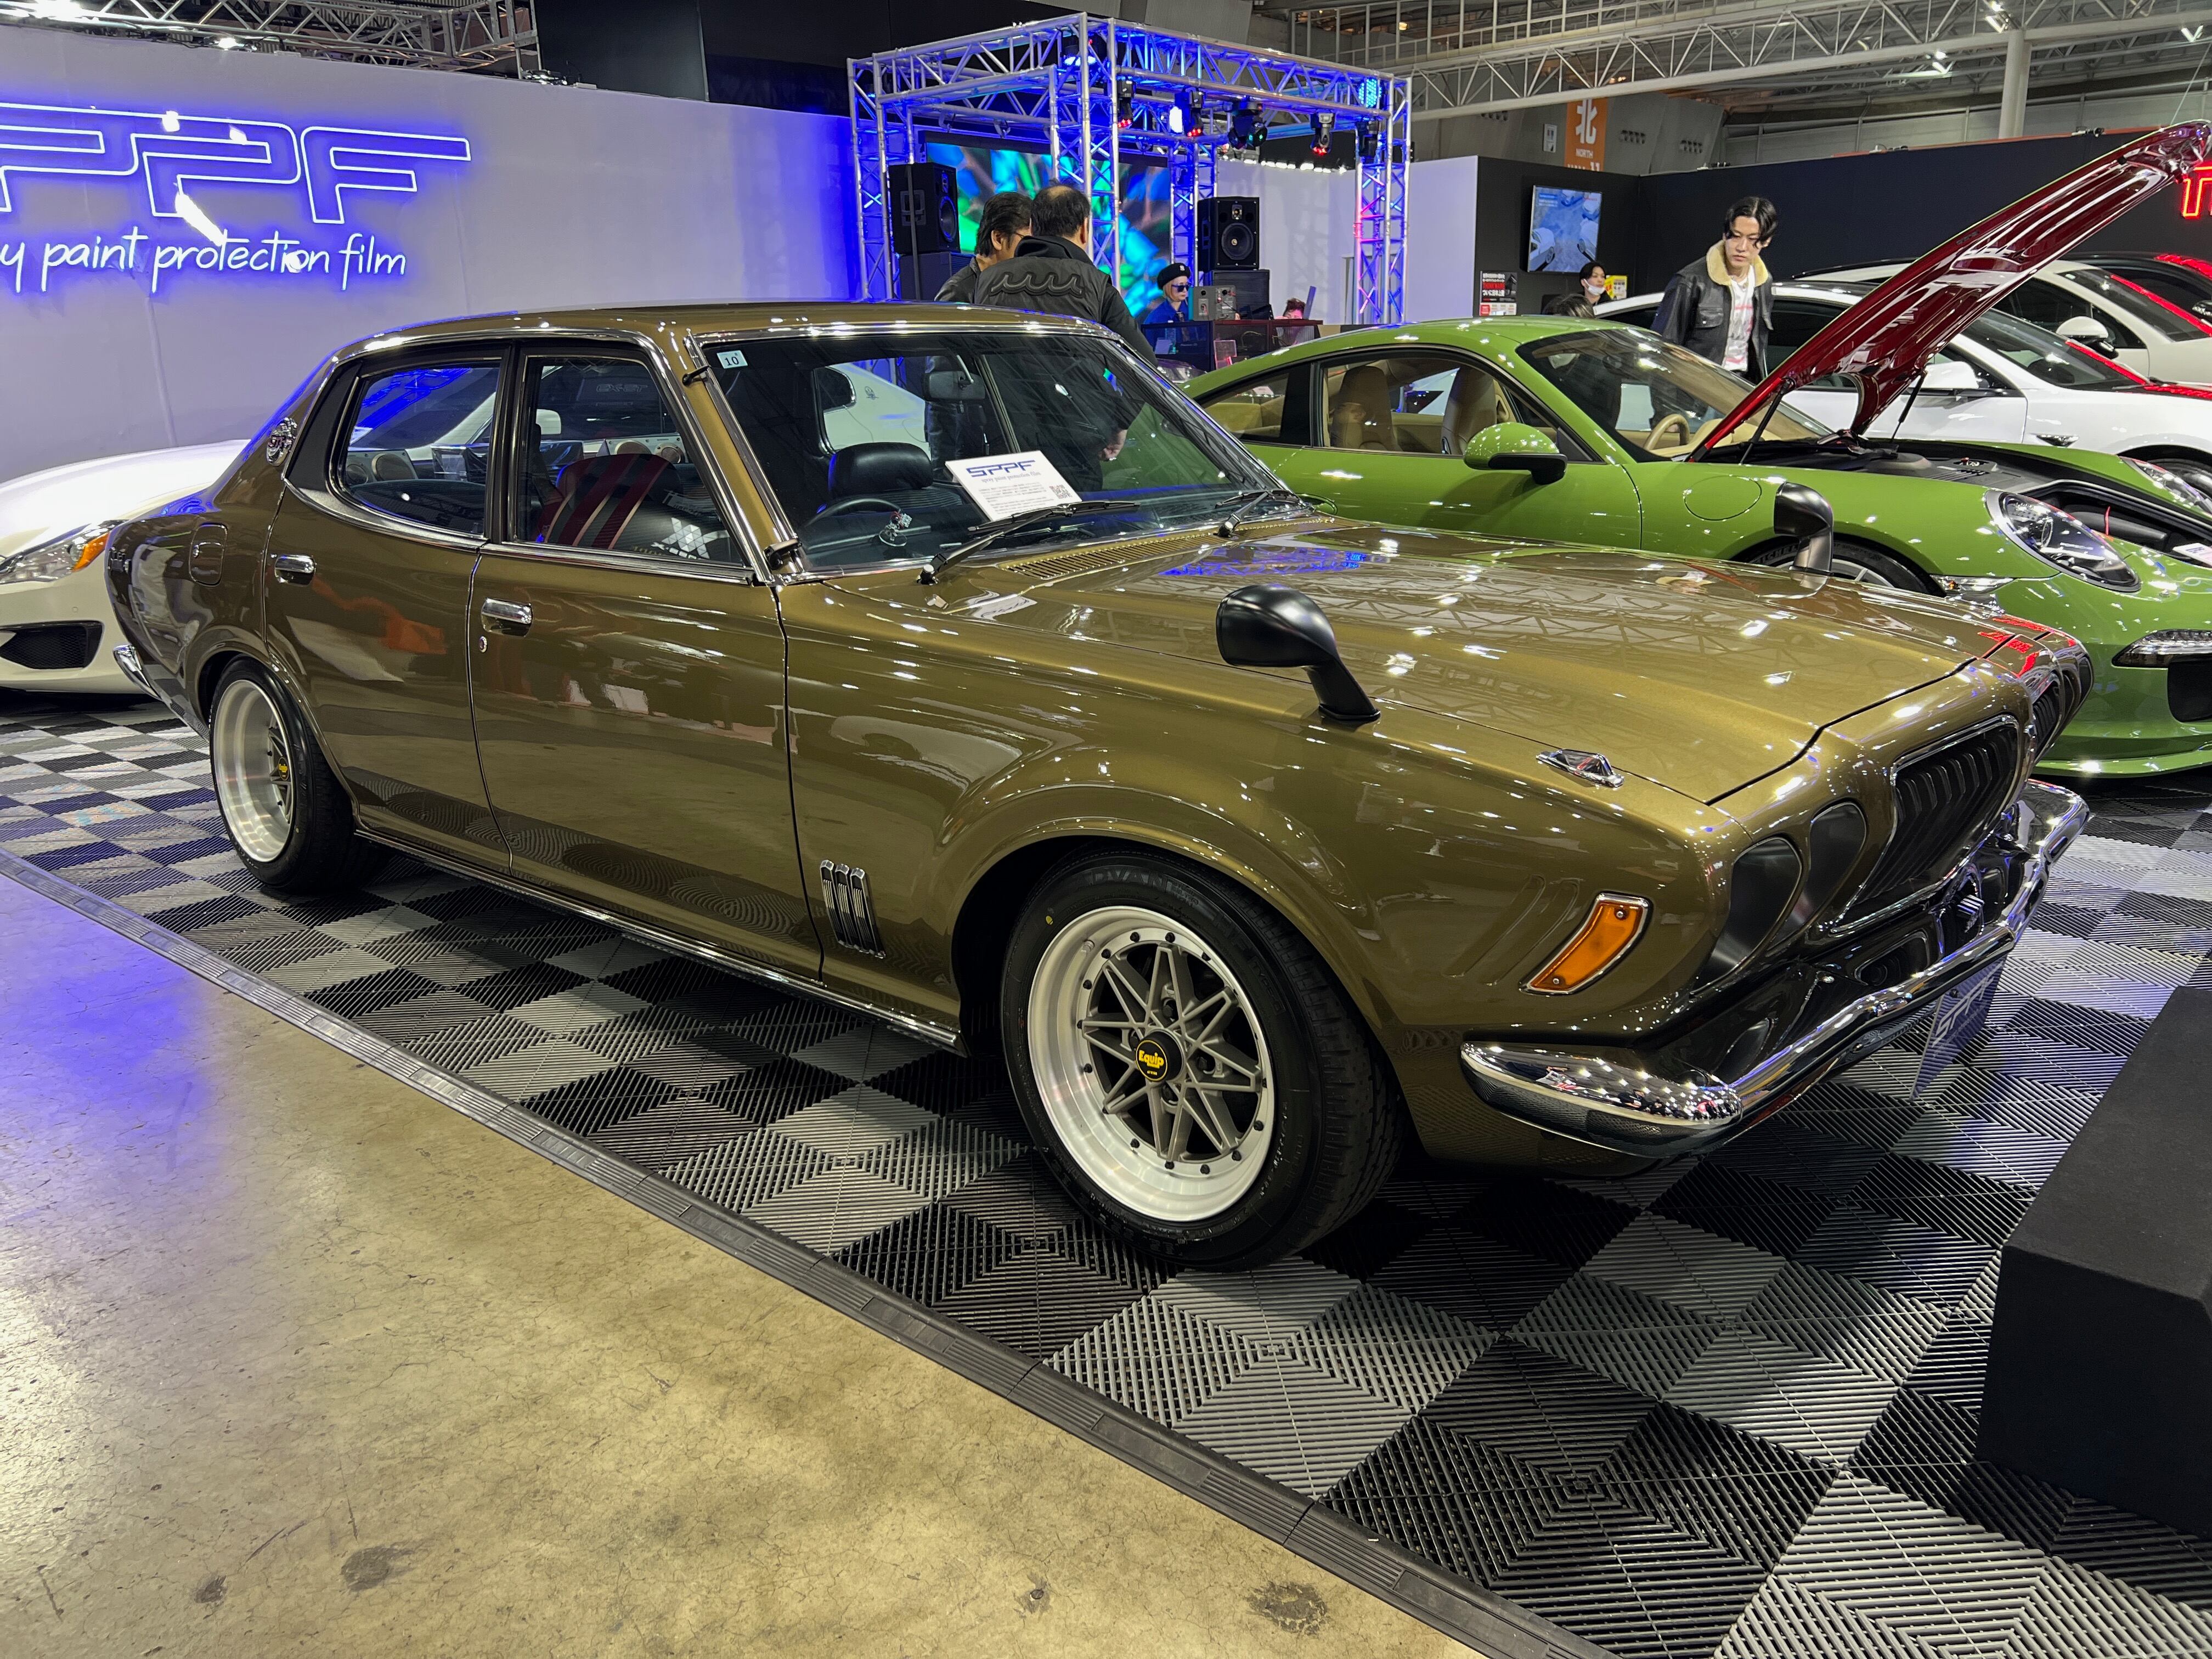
[1139,262,1193,353]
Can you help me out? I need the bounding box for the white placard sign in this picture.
[945,451,1082,521]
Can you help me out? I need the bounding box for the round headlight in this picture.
[1984,490,2139,591]
[0,521,117,588]
[2127,456,2212,515]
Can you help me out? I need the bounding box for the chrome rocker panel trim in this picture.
[1459,779,2089,1158]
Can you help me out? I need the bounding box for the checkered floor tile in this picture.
[6,690,2211,1659]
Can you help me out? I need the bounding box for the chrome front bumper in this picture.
[1459,779,2090,1158]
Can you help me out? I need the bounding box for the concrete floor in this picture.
[0,872,1472,1658]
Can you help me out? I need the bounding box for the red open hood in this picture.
[1695,123,2212,453]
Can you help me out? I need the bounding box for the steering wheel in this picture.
[812,496,907,521]
[1647,411,1694,452]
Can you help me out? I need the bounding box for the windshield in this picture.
[1963,308,2140,390]
[2062,268,2205,342]
[711,329,1280,571]
[1517,330,1831,458]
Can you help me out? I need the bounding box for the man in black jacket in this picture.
[973,182,1150,354]
[1654,196,1779,378]
[933,190,1032,303]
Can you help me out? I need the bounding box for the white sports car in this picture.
[1602,281,2212,498]
[1810,257,2212,387]
[0,441,246,695]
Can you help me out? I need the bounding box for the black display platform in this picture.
[1980,985,2212,1537]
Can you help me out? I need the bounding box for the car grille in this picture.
[1849,720,2022,918]
[0,621,101,671]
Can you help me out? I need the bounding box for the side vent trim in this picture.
[820,861,885,956]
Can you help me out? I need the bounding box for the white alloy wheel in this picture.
[1026,905,1275,1222]
[211,675,296,864]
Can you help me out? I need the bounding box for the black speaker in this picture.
[898,250,968,303]
[891,161,960,255]
[1197,196,1259,271]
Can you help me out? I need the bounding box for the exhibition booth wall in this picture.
[0,30,853,478]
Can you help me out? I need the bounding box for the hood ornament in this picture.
[1540,749,1627,788]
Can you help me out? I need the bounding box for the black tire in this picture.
[1744,535,1932,591]
[1000,850,1405,1268]
[208,659,386,895]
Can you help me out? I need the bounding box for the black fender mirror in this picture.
[1216,584,1379,724]
[1774,482,1835,575]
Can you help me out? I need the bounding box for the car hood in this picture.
[947,522,2000,803]
[0,441,249,560]
[1699,123,2212,450]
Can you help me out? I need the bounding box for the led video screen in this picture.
[925,140,1175,318]
[1528,185,1602,273]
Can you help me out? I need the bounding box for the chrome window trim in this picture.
[307,348,506,551]
[501,337,771,584]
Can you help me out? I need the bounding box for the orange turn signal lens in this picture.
[1525,894,1650,995]
[71,530,112,572]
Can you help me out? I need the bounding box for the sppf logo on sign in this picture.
[0,99,470,296]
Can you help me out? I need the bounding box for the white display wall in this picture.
[1,31,853,479]
[1219,155,1478,325]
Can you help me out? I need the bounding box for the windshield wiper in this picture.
[921,499,1132,584]
[1215,485,1311,538]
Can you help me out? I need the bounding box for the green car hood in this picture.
[953,521,1994,803]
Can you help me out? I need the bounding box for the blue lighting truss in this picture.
[849,13,1410,325]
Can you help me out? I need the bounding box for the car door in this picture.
[264,349,501,862]
[468,345,819,978]
[1229,348,1640,546]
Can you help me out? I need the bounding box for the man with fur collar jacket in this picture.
[1654,196,1779,379]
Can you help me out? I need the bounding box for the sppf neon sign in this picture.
[0,98,470,297]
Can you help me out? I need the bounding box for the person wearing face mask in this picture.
[1576,261,1610,307]
[1653,196,1779,377]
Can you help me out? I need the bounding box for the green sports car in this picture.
[1190,127,2212,779]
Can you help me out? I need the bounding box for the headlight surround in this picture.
[1984,490,2139,591]
[2126,456,2212,515]
[2113,629,2212,667]
[0,521,118,588]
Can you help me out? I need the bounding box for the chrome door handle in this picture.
[479,597,533,634]
[269,552,315,584]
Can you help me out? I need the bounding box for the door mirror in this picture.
[1774,482,1835,574]
[2056,315,2117,355]
[812,367,858,411]
[1463,422,1567,483]
[1920,357,1983,394]
[1216,584,1378,724]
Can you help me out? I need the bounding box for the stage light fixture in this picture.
[1230,98,1260,149]
[1116,88,1135,130]
[1357,121,1379,162]
[1311,112,1335,159]
[1166,95,1188,137]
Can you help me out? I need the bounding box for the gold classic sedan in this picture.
[107,303,2089,1266]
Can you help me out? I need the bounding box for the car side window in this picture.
[1200,369,1294,445]
[337,360,502,537]
[1997,279,2145,349]
[1319,352,1581,459]
[513,356,737,564]
[1768,302,1854,390]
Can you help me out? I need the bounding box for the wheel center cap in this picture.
[1133,1031,1182,1083]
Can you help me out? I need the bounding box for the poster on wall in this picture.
[0,99,470,301]
[1479,272,1517,316]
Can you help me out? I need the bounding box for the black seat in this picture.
[827,442,933,499]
